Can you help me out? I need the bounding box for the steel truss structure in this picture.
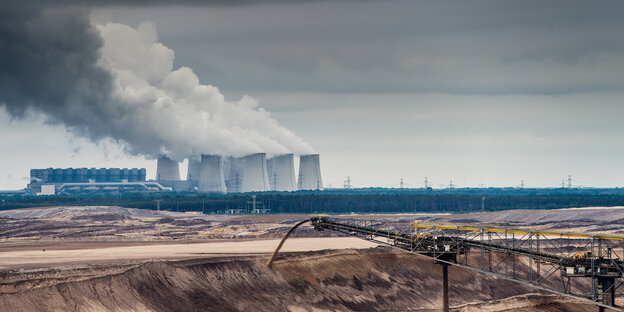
[310,217,624,311]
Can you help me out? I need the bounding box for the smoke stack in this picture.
[240,153,270,192]
[198,155,226,193]
[298,154,323,190]
[267,154,296,191]
[186,155,201,181]
[156,155,180,181]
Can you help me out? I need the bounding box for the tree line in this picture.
[2,188,624,214]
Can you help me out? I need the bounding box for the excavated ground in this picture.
[1,206,622,311]
[0,247,593,312]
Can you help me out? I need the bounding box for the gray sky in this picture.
[1,0,624,189]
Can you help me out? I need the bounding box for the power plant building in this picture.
[27,167,150,195]
[27,153,323,195]
[186,155,201,182]
[298,154,323,190]
[240,153,271,192]
[30,167,146,184]
[267,154,296,191]
[198,154,227,193]
[156,155,180,181]
[224,156,242,192]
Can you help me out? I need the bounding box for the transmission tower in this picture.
[400,178,404,189]
[424,177,429,188]
[344,176,352,189]
[521,180,525,188]
[271,173,278,191]
[449,179,455,189]
[568,174,572,188]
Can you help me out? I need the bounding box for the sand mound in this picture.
[0,248,593,311]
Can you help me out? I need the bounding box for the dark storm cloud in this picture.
[17,0,352,6]
[0,4,113,126]
[107,0,624,95]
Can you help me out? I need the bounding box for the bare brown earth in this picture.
[0,237,377,270]
[2,206,622,243]
[0,247,594,312]
[1,206,623,311]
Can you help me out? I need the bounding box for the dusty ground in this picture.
[0,237,377,270]
[0,205,622,311]
[2,205,622,242]
[0,248,594,312]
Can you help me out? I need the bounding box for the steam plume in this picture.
[0,5,315,161]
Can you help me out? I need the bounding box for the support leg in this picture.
[597,277,615,311]
[442,263,449,312]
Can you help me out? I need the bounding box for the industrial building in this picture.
[267,154,296,191]
[298,154,323,190]
[240,153,271,192]
[155,155,198,192]
[28,153,323,195]
[156,153,323,193]
[27,167,153,195]
[198,154,227,193]
[186,155,201,182]
[156,155,180,181]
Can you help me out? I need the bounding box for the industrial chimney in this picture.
[186,155,201,181]
[297,154,323,190]
[240,153,270,192]
[267,154,296,191]
[156,155,180,181]
[198,154,226,193]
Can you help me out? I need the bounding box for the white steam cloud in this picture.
[0,5,314,160]
[96,21,314,160]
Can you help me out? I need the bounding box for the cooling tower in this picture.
[297,154,323,190]
[240,153,270,192]
[186,155,201,181]
[156,155,180,181]
[198,154,226,193]
[267,154,296,191]
[224,156,243,193]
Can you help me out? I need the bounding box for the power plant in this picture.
[183,153,322,193]
[26,167,161,195]
[28,153,323,195]
[267,154,296,191]
[156,155,180,181]
[240,153,271,192]
[298,154,323,190]
[186,155,201,182]
[198,154,227,194]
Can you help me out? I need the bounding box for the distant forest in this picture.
[2,188,624,214]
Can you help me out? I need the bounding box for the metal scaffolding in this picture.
[310,217,624,311]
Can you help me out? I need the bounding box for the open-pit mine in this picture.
[2,206,624,311]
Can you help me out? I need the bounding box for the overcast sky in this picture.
[1,0,624,189]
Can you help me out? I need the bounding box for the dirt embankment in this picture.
[0,248,591,312]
